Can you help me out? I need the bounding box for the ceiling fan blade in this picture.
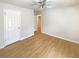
[42,0,47,8]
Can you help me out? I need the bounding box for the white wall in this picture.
[0,6,4,48]
[42,5,79,43]
[21,8,35,40]
[0,2,35,48]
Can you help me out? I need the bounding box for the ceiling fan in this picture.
[32,0,52,10]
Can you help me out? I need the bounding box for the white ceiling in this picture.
[0,0,34,8]
[0,0,79,9]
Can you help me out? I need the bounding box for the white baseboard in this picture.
[43,32,79,44]
[0,34,34,49]
[0,45,6,49]
[20,34,34,40]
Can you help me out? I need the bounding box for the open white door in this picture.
[4,9,21,46]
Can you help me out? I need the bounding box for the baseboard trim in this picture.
[0,45,6,49]
[43,32,79,44]
[0,34,34,49]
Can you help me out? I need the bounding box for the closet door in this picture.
[4,9,21,46]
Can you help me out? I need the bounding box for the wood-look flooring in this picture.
[0,33,79,58]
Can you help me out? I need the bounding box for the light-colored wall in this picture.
[42,5,79,43]
[0,6,4,48]
[0,2,35,48]
[21,8,35,40]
